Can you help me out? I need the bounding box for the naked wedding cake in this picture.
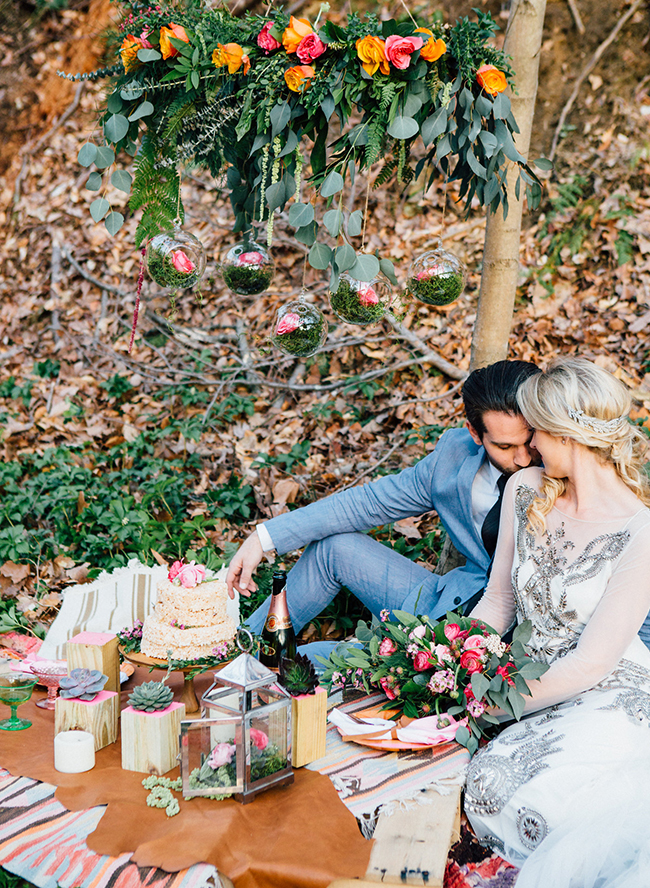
[140,560,236,660]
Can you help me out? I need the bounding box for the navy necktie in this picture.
[481,473,508,559]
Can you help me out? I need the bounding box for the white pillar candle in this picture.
[54,730,96,773]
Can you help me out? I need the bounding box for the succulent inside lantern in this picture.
[128,680,174,712]
[221,238,275,296]
[59,668,108,701]
[146,228,206,290]
[329,273,392,326]
[407,242,467,307]
[271,298,328,358]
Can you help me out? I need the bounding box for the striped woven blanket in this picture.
[308,693,469,819]
[0,769,221,888]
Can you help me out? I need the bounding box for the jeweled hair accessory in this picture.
[567,407,627,434]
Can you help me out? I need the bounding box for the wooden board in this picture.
[292,688,327,768]
[328,784,461,888]
[55,691,119,751]
[121,702,186,775]
[67,632,120,694]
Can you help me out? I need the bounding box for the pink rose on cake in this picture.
[177,561,207,587]
[168,560,184,581]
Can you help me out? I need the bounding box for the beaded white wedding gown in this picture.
[466,467,650,888]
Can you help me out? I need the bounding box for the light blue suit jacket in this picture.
[263,428,492,619]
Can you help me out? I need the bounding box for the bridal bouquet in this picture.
[319,610,548,754]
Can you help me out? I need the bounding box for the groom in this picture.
[228,360,541,635]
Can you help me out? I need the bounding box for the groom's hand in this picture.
[226,531,263,599]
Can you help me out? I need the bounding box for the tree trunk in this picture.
[470,0,548,370]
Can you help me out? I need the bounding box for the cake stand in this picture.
[120,649,222,719]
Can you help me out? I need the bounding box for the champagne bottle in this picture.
[259,568,297,671]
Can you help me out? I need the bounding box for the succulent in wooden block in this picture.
[279,653,319,696]
[59,668,108,701]
[128,680,174,712]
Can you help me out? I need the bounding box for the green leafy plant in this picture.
[279,652,319,696]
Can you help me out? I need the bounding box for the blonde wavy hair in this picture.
[516,357,650,533]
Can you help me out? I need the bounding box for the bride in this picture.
[465,357,650,887]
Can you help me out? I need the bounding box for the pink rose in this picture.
[413,651,433,672]
[171,249,196,273]
[257,22,281,52]
[358,285,379,306]
[434,643,454,664]
[410,624,427,639]
[168,560,183,581]
[276,312,300,336]
[460,650,483,674]
[250,728,269,750]
[296,33,326,64]
[379,638,397,656]
[237,251,265,266]
[444,623,462,642]
[380,677,398,700]
[176,561,206,588]
[139,28,153,48]
[463,634,487,652]
[417,264,443,281]
[384,34,423,70]
[208,742,236,768]
[497,664,516,686]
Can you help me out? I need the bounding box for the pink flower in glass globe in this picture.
[171,250,196,274]
[417,264,443,281]
[358,285,379,306]
[276,313,301,336]
[237,251,265,267]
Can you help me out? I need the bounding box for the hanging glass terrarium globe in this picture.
[407,240,467,307]
[145,227,206,290]
[221,235,275,296]
[329,273,392,326]
[270,296,328,358]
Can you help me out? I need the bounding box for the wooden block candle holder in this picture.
[121,702,186,775]
[291,687,327,768]
[55,691,119,751]
[66,632,120,693]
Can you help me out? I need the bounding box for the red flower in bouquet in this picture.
[413,650,433,671]
[257,22,281,53]
[460,649,484,674]
[497,664,516,686]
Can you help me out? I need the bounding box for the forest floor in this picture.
[0,0,649,640]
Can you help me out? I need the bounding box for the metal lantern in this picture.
[180,652,293,804]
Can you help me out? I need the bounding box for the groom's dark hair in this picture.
[462,360,540,438]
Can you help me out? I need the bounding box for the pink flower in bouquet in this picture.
[276,313,300,335]
[444,623,462,642]
[250,728,269,750]
[177,561,206,588]
[379,638,397,656]
[257,22,281,52]
[380,609,390,622]
[357,285,379,306]
[208,742,236,768]
[467,698,486,717]
[496,664,516,686]
[413,651,433,672]
[296,33,326,64]
[171,250,196,273]
[460,649,484,674]
[237,251,264,266]
[139,28,153,48]
[463,634,487,652]
[168,560,184,581]
[384,34,423,70]
[409,624,427,640]
[434,643,454,664]
[380,676,398,700]
[427,669,455,693]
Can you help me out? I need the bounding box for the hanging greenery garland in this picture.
[69,0,547,293]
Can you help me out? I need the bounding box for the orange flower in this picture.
[284,64,315,92]
[355,35,389,77]
[212,42,250,74]
[282,17,313,53]
[414,28,446,63]
[476,64,507,96]
[159,23,189,60]
[120,35,142,72]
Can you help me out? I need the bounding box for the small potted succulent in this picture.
[128,680,174,713]
[279,654,327,768]
[146,227,206,290]
[407,242,467,307]
[59,669,108,701]
[221,237,275,296]
[329,273,391,326]
[271,298,328,358]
